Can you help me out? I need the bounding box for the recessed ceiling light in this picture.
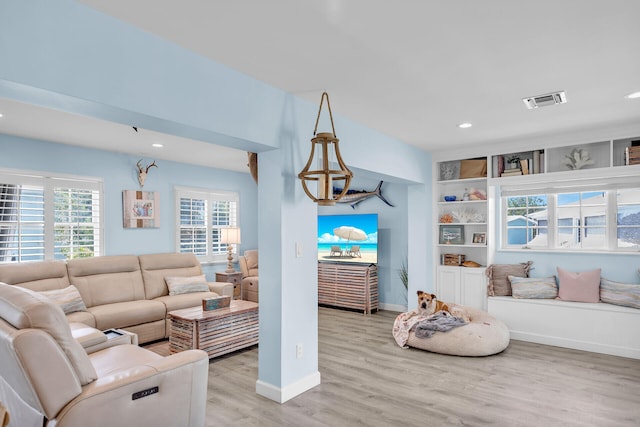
[151,143,164,148]
[458,123,472,129]
[0,113,4,118]
[625,91,640,99]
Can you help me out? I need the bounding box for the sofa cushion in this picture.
[600,277,640,309]
[557,267,601,303]
[88,300,166,331]
[0,283,97,385]
[66,309,97,327]
[245,250,258,271]
[0,260,70,291]
[139,253,203,300]
[37,285,87,314]
[165,275,209,296]
[154,291,221,313]
[509,276,558,299]
[486,262,532,296]
[67,255,146,307]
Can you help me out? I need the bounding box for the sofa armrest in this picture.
[207,281,234,297]
[70,323,138,353]
[70,322,108,351]
[57,347,209,426]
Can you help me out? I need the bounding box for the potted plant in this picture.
[398,259,408,308]
[507,155,521,169]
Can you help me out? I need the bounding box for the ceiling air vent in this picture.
[522,91,567,109]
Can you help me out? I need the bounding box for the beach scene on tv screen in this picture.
[318,213,377,264]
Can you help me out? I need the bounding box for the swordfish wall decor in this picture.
[333,181,394,209]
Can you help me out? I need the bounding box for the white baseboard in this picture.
[489,296,640,360]
[255,371,321,404]
[510,331,640,360]
[379,302,406,312]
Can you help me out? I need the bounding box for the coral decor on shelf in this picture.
[439,213,454,223]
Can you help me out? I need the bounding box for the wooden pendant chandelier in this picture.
[298,92,353,206]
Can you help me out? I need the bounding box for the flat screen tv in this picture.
[317,213,378,264]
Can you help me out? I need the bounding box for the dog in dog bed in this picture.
[405,290,451,320]
[406,290,470,322]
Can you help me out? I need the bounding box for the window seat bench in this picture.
[487,296,640,359]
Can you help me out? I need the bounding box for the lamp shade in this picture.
[221,227,241,244]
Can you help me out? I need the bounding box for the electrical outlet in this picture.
[296,343,303,359]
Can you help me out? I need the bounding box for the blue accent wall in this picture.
[318,176,410,307]
[0,134,258,279]
[0,0,431,398]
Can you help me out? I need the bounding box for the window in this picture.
[0,170,102,263]
[175,187,239,263]
[501,181,640,252]
[617,188,640,248]
[504,195,548,248]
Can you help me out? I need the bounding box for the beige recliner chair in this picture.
[238,249,259,302]
[0,283,208,427]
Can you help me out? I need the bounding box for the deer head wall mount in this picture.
[136,160,158,187]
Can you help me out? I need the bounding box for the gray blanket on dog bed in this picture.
[414,311,467,338]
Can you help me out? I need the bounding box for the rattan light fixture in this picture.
[298,92,353,206]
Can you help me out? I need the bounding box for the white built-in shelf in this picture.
[491,136,640,179]
[437,200,486,205]
[438,222,486,226]
[437,177,486,184]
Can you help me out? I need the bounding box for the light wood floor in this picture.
[146,307,640,426]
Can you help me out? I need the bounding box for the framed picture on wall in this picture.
[472,232,486,244]
[439,225,464,245]
[123,190,160,228]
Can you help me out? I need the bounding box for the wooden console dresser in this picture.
[318,263,378,314]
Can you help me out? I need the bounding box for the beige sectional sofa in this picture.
[0,281,209,426]
[0,252,233,344]
[239,249,259,302]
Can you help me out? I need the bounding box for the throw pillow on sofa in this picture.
[600,278,640,309]
[165,275,209,296]
[485,262,532,296]
[38,285,87,314]
[509,275,558,299]
[557,267,601,303]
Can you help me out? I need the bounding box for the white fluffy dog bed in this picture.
[394,305,510,357]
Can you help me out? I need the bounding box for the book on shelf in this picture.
[500,168,523,177]
[520,159,529,175]
[625,146,640,165]
[497,155,505,177]
[532,150,541,174]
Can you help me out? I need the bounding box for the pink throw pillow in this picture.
[557,267,601,303]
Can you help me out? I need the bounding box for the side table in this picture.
[216,271,243,300]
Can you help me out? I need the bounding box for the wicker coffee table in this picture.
[168,300,259,359]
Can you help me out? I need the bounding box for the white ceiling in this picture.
[0,97,250,172]
[2,1,640,171]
